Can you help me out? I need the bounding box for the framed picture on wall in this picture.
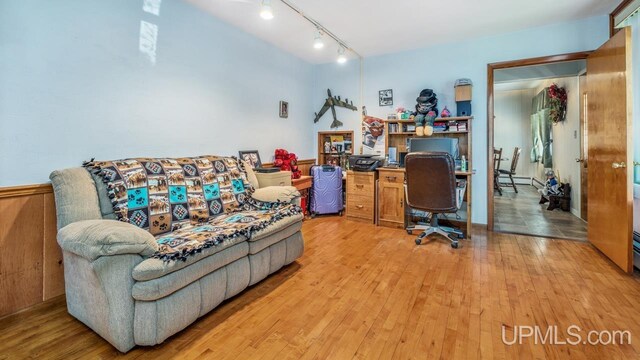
[379,89,393,106]
[238,150,262,169]
[279,101,289,118]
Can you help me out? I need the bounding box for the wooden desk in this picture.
[292,175,312,191]
[376,167,472,239]
[292,176,312,216]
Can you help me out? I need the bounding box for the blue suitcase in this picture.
[309,165,343,216]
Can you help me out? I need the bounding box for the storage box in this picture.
[455,84,472,102]
[255,171,292,188]
[456,101,472,117]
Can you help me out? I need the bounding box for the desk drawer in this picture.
[347,172,375,194]
[378,170,404,184]
[347,179,374,196]
[346,194,374,219]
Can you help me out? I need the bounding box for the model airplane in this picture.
[314,89,358,128]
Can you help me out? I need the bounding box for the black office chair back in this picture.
[405,152,457,213]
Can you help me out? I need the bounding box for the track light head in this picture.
[337,46,347,64]
[313,29,324,49]
[260,0,273,20]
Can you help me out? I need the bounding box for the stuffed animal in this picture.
[538,169,561,203]
[274,148,302,179]
[413,89,439,136]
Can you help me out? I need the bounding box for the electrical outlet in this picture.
[574,130,577,139]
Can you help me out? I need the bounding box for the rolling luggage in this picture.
[309,165,343,217]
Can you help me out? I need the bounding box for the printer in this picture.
[349,155,384,172]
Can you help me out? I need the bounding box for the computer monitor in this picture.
[408,138,459,159]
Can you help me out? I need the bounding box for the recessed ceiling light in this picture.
[260,0,273,20]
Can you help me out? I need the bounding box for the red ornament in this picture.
[273,148,301,179]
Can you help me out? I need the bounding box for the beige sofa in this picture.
[49,165,304,353]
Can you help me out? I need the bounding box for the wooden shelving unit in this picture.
[317,131,354,168]
[378,116,474,238]
[384,116,472,164]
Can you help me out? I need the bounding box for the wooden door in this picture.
[587,27,634,273]
[378,182,404,226]
[579,74,588,220]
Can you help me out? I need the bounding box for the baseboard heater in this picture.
[497,175,539,186]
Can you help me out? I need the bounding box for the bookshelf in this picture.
[384,116,472,165]
[317,130,354,168]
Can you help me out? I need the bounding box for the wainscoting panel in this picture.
[0,184,63,318]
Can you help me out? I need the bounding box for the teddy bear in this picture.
[274,148,302,179]
[413,89,439,136]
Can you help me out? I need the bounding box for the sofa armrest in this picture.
[58,219,158,261]
[251,186,300,205]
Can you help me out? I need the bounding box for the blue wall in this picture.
[314,15,609,224]
[0,0,314,186]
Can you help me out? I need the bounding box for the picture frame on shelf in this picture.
[279,101,289,118]
[238,150,262,169]
[379,89,393,106]
[388,147,398,164]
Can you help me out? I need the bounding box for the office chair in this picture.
[405,152,463,249]
[498,147,521,193]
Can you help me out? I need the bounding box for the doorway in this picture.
[487,52,591,240]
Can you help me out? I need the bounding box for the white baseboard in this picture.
[570,207,586,222]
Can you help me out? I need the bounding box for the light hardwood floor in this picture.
[1,217,639,359]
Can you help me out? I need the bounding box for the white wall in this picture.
[494,89,536,178]
[532,77,582,217]
[0,0,314,186]
[312,15,608,224]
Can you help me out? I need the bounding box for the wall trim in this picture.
[610,0,636,36]
[0,183,53,199]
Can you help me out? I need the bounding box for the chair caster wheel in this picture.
[451,242,459,249]
[407,229,413,235]
[310,212,316,218]
[415,238,422,245]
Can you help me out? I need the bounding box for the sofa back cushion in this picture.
[50,167,103,230]
[85,156,254,235]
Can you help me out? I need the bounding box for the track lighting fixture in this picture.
[336,46,347,64]
[313,29,324,49]
[260,0,273,20]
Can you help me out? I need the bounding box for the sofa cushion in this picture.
[50,168,103,230]
[132,236,247,281]
[250,212,303,242]
[251,186,300,204]
[241,160,260,189]
[132,242,249,301]
[249,219,303,254]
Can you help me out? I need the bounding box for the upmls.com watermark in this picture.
[502,325,632,345]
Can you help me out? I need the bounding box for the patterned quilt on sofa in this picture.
[85,156,302,261]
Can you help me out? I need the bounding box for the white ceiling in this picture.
[494,60,586,91]
[187,0,618,64]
